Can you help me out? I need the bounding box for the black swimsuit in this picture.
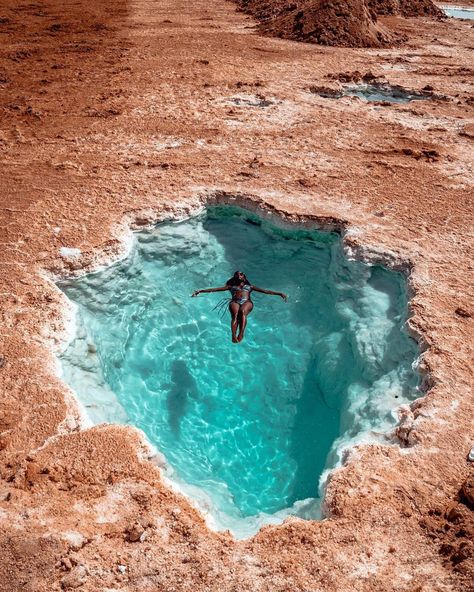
[230,284,251,305]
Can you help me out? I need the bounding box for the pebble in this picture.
[0,489,11,502]
[61,557,73,571]
[126,524,147,543]
[61,565,87,589]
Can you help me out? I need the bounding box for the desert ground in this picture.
[0,0,473,590]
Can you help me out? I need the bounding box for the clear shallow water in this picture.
[312,84,430,103]
[343,84,429,103]
[442,7,474,18]
[59,207,419,537]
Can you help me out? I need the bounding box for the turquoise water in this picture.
[313,84,430,103]
[343,85,429,103]
[59,207,419,537]
[443,7,474,19]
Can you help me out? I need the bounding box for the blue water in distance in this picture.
[443,7,474,19]
[59,206,419,537]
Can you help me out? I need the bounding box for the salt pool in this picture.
[343,84,430,103]
[310,84,431,103]
[59,206,419,537]
[441,6,474,18]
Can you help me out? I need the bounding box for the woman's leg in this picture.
[229,302,240,343]
[237,301,253,342]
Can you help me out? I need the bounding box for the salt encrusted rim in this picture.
[33,189,432,537]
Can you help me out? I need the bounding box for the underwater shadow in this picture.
[166,360,200,438]
[288,335,350,504]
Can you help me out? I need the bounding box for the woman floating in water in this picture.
[192,271,287,343]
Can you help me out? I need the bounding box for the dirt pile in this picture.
[419,475,474,588]
[368,0,444,17]
[234,0,443,46]
[236,0,393,46]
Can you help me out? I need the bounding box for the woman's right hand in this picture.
[191,290,200,297]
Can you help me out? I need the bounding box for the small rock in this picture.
[63,531,86,551]
[61,565,87,589]
[0,355,6,368]
[440,542,455,556]
[459,123,474,139]
[395,405,416,446]
[362,71,378,82]
[117,564,127,574]
[461,475,474,507]
[308,85,343,98]
[445,503,463,523]
[455,307,471,318]
[0,489,11,501]
[420,149,439,162]
[452,543,473,565]
[126,524,147,543]
[297,178,315,188]
[61,557,73,571]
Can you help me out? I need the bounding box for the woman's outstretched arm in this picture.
[191,286,228,297]
[251,286,288,301]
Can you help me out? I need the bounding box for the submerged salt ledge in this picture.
[59,313,323,538]
[58,206,419,538]
[59,326,322,537]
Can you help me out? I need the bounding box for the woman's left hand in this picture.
[281,293,288,302]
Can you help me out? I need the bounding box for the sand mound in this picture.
[368,0,444,17]
[236,0,393,47]
[235,0,443,47]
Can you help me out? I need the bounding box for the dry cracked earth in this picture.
[0,0,473,590]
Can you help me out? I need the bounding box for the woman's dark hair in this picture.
[226,270,250,286]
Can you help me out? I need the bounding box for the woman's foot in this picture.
[237,333,244,342]
[232,335,238,343]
